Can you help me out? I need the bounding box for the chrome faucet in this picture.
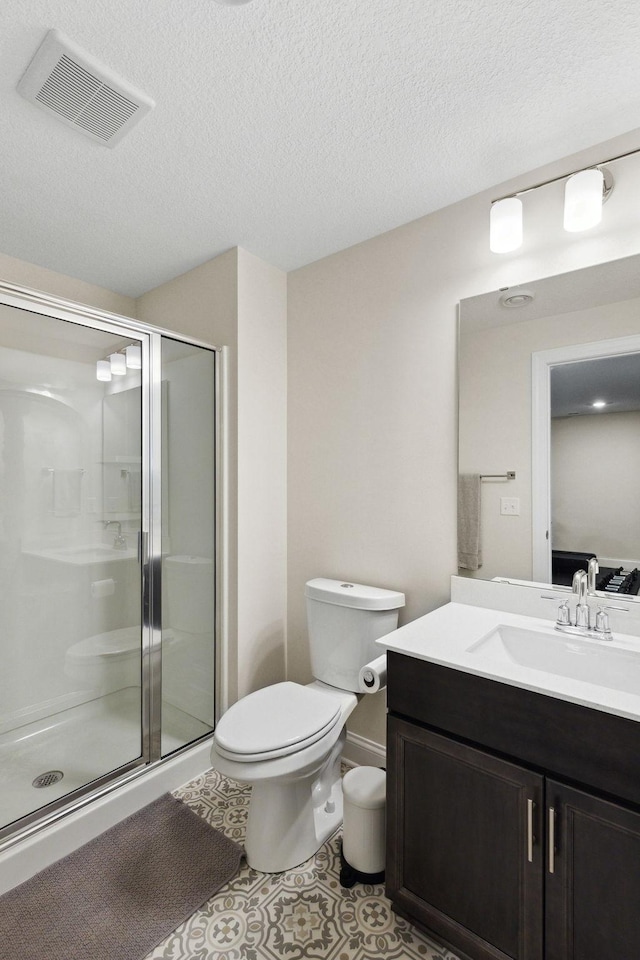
[587,556,599,596]
[556,570,613,641]
[104,520,127,550]
[574,570,589,628]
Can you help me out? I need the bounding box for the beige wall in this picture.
[0,251,135,317]
[459,296,640,581]
[288,129,640,749]
[552,410,640,566]
[236,248,287,696]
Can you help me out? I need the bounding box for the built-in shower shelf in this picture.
[24,544,137,565]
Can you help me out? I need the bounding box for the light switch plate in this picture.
[500,497,520,516]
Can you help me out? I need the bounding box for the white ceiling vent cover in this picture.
[17,29,154,147]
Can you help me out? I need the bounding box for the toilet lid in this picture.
[214,682,342,761]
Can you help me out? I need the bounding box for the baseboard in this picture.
[343,730,386,768]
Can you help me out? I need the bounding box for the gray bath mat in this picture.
[0,793,244,960]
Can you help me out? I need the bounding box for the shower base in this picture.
[0,687,211,832]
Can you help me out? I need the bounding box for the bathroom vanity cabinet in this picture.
[386,651,640,960]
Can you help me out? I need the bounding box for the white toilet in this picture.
[210,577,405,873]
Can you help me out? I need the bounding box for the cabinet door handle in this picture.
[548,806,556,874]
[527,798,536,862]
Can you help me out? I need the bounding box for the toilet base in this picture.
[243,729,346,873]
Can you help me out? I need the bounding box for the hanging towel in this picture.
[52,469,83,517]
[458,474,482,570]
[126,464,142,512]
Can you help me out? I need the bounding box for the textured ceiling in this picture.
[2,0,640,297]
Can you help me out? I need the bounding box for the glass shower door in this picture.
[0,302,146,835]
[159,336,216,756]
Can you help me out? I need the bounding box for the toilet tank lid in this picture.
[305,578,405,611]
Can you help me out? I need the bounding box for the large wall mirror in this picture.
[458,252,640,600]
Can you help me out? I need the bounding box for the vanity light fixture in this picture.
[96,359,112,382]
[109,352,127,376]
[489,198,523,253]
[564,168,604,232]
[488,147,631,253]
[125,344,142,369]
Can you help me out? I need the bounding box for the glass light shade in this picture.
[96,359,112,382]
[489,197,523,253]
[109,352,127,376]
[125,344,142,369]
[563,168,603,232]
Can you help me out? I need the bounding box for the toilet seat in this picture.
[214,681,342,762]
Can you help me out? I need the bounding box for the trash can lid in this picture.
[342,766,386,809]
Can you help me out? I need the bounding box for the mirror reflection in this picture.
[458,252,640,599]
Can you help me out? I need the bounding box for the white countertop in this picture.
[377,601,640,724]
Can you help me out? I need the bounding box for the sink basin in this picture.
[468,624,640,695]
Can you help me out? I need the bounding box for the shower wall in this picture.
[0,343,139,732]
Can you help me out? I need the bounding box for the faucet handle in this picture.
[594,606,613,640]
[556,600,571,626]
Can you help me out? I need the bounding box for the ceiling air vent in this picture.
[17,29,154,147]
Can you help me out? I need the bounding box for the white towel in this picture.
[458,474,482,570]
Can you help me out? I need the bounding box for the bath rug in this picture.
[0,793,244,960]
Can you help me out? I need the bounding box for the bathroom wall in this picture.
[236,249,287,695]
[287,127,640,750]
[0,338,141,731]
[0,251,135,316]
[552,410,640,566]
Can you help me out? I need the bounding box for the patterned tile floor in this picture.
[145,766,461,960]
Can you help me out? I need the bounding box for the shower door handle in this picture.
[139,531,150,627]
[137,530,148,565]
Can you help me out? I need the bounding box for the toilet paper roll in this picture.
[91,578,116,599]
[358,654,387,694]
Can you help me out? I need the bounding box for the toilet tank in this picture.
[305,578,405,692]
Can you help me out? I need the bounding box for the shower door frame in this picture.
[0,280,225,850]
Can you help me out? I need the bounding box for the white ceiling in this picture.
[551,354,640,417]
[2,0,640,297]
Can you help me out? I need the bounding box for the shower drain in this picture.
[32,770,64,788]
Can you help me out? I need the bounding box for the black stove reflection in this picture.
[551,549,640,596]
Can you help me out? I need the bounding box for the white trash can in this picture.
[340,766,386,887]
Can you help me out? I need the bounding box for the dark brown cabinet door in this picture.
[387,716,544,960]
[545,779,640,960]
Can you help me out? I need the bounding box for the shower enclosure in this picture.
[0,282,220,845]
